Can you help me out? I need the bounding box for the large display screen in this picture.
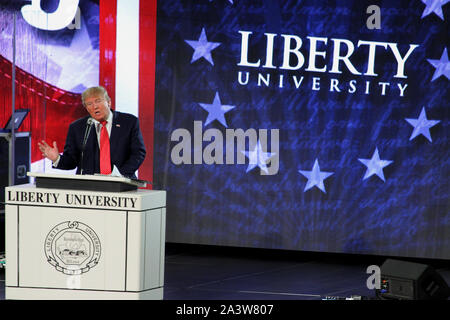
[154,0,449,259]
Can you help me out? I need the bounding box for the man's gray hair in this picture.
[81,86,111,106]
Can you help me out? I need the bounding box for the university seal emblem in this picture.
[44,221,101,275]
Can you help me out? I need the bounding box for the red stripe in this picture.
[99,0,117,110]
[0,55,85,164]
[139,0,157,188]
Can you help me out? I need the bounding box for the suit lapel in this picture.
[83,121,99,174]
[109,111,119,163]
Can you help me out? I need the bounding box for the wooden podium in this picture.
[5,173,166,300]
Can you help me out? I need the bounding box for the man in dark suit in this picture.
[38,86,146,179]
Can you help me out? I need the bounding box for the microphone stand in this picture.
[80,118,94,175]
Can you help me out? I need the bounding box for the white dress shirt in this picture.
[92,109,113,147]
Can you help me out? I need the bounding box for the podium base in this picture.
[6,286,163,300]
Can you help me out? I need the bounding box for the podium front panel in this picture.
[5,184,166,300]
[18,206,127,291]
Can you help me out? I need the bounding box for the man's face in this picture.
[84,94,110,122]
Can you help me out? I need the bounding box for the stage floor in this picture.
[1,244,449,300]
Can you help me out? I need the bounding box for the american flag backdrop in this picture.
[0,0,448,259]
[0,0,157,184]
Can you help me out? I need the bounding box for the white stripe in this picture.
[115,0,139,116]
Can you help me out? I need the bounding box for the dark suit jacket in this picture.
[57,110,146,179]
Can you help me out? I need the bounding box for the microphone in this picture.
[80,118,94,175]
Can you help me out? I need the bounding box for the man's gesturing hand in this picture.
[38,140,59,162]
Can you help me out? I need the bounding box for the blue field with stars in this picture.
[153,0,449,259]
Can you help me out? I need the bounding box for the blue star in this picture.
[241,140,276,174]
[421,0,449,20]
[298,159,334,193]
[185,27,221,65]
[358,148,393,182]
[198,92,235,127]
[427,48,450,81]
[405,107,441,142]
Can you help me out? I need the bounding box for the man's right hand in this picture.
[38,140,59,162]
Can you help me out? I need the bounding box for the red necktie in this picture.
[100,121,111,174]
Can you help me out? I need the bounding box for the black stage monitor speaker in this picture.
[0,132,30,253]
[378,259,450,300]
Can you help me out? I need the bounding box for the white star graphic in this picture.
[427,48,450,81]
[358,148,393,182]
[198,92,235,127]
[185,27,221,65]
[405,107,441,142]
[421,0,450,20]
[241,140,276,174]
[37,15,99,93]
[298,159,334,193]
